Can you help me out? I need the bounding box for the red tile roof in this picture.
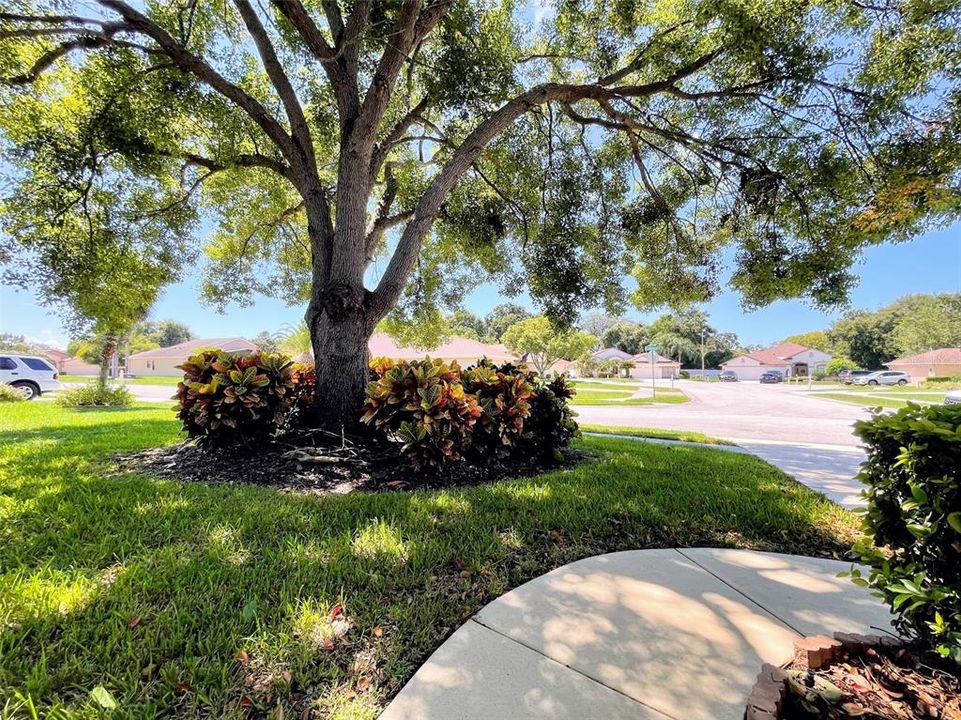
[129,337,258,359]
[745,342,811,364]
[887,348,961,365]
[300,333,515,364]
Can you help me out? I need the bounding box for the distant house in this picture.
[591,347,634,362]
[61,357,100,376]
[39,348,70,372]
[885,348,961,382]
[127,337,258,376]
[720,342,832,381]
[629,351,681,379]
[300,333,516,368]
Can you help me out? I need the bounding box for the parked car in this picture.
[853,370,910,386]
[0,354,61,399]
[719,370,738,382]
[944,389,961,406]
[842,369,872,384]
[759,370,784,384]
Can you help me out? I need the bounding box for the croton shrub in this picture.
[176,350,312,446]
[362,357,579,468]
[849,403,961,664]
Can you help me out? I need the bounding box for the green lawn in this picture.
[579,424,733,445]
[1,403,858,719]
[60,374,183,387]
[813,392,919,409]
[570,386,689,406]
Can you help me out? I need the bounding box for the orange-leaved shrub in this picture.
[175,350,313,446]
[362,357,578,468]
[360,357,483,469]
[461,359,534,456]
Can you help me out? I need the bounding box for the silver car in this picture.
[853,370,910,386]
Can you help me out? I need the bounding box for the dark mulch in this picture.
[784,645,961,719]
[115,431,585,495]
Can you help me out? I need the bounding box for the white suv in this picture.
[0,354,62,399]
[853,370,911,386]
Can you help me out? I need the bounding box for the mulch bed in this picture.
[748,634,960,720]
[115,431,584,495]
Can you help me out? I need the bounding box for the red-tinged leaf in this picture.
[241,697,251,709]
[322,637,336,652]
[128,615,141,629]
[330,604,343,619]
[235,650,250,665]
[176,681,193,694]
[356,676,372,692]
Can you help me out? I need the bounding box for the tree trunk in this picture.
[306,283,374,430]
[98,333,117,389]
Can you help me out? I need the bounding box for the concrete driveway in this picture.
[577,381,871,508]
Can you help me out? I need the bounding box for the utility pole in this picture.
[700,328,705,373]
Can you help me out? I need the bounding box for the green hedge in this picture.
[850,403,961,663]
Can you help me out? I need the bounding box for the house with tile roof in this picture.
[885,347,961,382]
[299,333,517,368]
[629,350,682,379]
[719,342,832,381]
[127,338,258,376]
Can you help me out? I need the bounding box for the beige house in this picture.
[127,337,258,376]
[720,342,832,381]
[300,333,517,368]
[629,351,681,379]
[885,348,961,382]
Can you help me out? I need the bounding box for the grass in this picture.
[60,374,182,387]
[0,402,859,719]
[569,386,690,406]
[579,424,733,445]
[813,393,918,409]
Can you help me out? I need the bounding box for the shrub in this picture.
[361,358,482,469]
[56,383,134,408]
[849,403,961,664]
[922,375,961,388]
[176,350,302,446]
[679,370,691,379]
[462,360,534,456]
[522,375,580,461]
[0,383,27,402]
[826,357,859,376]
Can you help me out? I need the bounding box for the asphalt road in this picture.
[577,380,871,508]
[577,379,869,446]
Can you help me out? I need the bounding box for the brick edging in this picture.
[744,632,905,719]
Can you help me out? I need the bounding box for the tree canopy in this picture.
[501,315,596,374]
[2,0,960,422]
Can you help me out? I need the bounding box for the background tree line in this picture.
[782,293,961,369]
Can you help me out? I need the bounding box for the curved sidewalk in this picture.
[381,549,895,720]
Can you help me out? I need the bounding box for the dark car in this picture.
[759,370,784,384]
[843,369,872,385]
[719,370,738,382]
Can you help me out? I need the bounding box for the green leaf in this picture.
[947,512,961,534]
[90,685,117,710]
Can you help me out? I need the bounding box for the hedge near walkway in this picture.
[1,403,858,719]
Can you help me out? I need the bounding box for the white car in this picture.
[853,370,911,386]
[0,354,62,399]
[945,389,961,406]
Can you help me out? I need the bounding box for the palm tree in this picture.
[279,322,312,358]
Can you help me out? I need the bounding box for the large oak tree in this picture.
[2,0,959,427]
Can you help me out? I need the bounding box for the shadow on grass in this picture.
[0,408,860,718]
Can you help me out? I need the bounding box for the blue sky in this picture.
[1,222,958,350]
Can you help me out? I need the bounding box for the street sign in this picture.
[645,343,657,352]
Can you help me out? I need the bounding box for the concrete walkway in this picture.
[381,549,895,720]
